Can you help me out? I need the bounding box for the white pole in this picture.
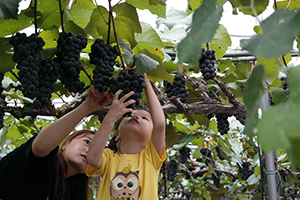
[261,81,278,200]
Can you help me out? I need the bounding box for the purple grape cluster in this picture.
[9,33,45,99]
[199,147,212,166]
[56,32,87,94]
[167,159,178,181]
[198,48,217,80]
[216,114,230,135]
[179,146,191,164]
[163,74,189,103]
[110,70,144,110]
[89,39,119,92]
[238,161,254,181]
[33,57,60,109]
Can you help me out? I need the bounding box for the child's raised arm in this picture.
[32,87,112,158]
[87,90,135,169]
[144,73,166,157]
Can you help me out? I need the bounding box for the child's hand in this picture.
[85,87,113,110]
[106,90,135,123]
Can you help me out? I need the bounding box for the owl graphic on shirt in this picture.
[110,167,141,200]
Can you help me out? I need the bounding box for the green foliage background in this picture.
[1,0,300,199]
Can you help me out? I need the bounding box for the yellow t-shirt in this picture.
[86,139,166,200]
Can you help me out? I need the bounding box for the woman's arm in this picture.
[144,73,166,157]
[32,87,112,158]
[87,90,135,169]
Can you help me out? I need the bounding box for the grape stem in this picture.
[58,0,65,32]
[33,0,38,34]
[80,61,94,85]
[107,0,125,70]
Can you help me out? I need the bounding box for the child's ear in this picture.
[115,134,120,141]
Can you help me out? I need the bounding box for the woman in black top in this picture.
[0,88,112,200]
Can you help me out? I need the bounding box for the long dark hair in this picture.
[50,130,95,200]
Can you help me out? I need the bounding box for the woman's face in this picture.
[62,133,94,176]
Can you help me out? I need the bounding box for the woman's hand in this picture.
[84,87,113,111]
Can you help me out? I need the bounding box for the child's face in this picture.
[118,110,153,141]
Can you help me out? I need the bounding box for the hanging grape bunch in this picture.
[215,146,224,160]
[9,33,45,99]
[198,48,217,80]
[163,74,189,103]
[56,32,87,94]
[199,147,212,166]
[167,159,178,181]
[179,146,191,164]
[216,114,230,135]
[280,76,289,99]
[212,170,221,188]
[238,161,254,181]
[33,58,60,109]
[110,69,144,110]
[89,39,119,92]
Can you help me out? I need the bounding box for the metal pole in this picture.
[261,81,278,200]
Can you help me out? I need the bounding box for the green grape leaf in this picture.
[133,53,159,76]
[272,89,288,104]
[126,0,166,18]
[69,0,96,28]
[0,11,33,37]
[0,53,15,73]
[39,29,59,48]
[119,39,134,66]
[134,22,164,51]
[157,7,190,29]
[7,125,22,140]
[277,0,300,10]
[64,20,87,37]
[2,76,20,89]
[177,0,223,65]
[137,49,173,83]
[177,134,196,144]
[240,9,300,58]
[2,91,34,103]
[210,24,232,59]
[0,0,19,19]
[87,3,141,47]
[246,174,260,185]
[158,26,187,44]
[243,64,264,141]
[257,66,300,155]
[0,37,15,73]
[256,56,290,84]
[32,0,70,30]
[229,0,269,16]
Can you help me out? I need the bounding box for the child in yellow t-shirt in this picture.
[86,73,166,200]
